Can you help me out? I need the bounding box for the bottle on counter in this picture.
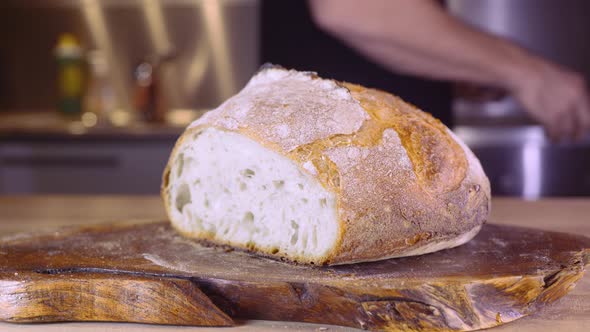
[83,50,115,127]
[133,52,176,124]
[134,56,164,123]
[54,33,85,119]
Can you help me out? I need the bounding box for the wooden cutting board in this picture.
[0,222,588,332]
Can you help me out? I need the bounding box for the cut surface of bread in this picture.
[162,65,491,265]
[166,128,339,264]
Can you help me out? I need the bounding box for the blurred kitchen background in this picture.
[1,0,589,198]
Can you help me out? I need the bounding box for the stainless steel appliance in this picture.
[455,126,590,198]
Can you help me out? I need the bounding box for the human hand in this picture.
[510,59,590,141]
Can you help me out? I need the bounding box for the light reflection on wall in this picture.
[81,0,132,115]
[184,36,211,102]
[140,0,182,108]
[201,0,237,101]
[141,0,173,54]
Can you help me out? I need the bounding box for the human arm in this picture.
[309,0,590,140]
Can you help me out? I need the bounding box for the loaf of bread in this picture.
[161,65,491,265]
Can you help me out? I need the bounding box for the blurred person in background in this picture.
[261,0,590,141]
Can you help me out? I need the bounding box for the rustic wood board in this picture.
[0,222,588,331]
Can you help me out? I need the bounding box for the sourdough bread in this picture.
[162,65,491,265]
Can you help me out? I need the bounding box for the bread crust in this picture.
[162,66,491,265]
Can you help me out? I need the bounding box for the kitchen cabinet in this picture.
[0,139,175,194]
[0,111,182,194]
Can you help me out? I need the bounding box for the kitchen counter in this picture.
[0,111,201,142]
[0,196,588,332]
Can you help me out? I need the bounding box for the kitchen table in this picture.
[0,196,588,332]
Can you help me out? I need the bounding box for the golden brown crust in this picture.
[323,84,489,264]
[343,83,469,194]
[162,66,491,265]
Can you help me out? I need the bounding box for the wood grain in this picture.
[0,271,232,326]
[1,221,588,331]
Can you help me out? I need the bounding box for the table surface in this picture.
[0,196,588,332]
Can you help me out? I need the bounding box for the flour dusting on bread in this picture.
[163,66,491,265]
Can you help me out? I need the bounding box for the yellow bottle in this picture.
[55,34,84,118]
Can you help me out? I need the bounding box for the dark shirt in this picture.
[260,0,453,127]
